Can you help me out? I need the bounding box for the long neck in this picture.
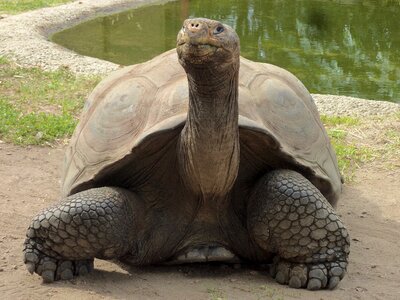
[178,64,240,198]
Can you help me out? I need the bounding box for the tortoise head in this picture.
[177,18,240,70]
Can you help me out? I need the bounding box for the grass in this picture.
[330,135,374,181]
[360,112,400,170]
[321,114,400,181]
[384,112,400,153]
[321,115,373,181]
[0,0,72,14]
[385,128,400,152]
[320,115,360,127]
[0,56,100,145]
[0,99,77,144]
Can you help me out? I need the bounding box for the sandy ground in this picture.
[0,142,399,300]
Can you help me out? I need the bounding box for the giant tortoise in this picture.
[23,18,350,290]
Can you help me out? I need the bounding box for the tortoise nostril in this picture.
[187,21,203,32]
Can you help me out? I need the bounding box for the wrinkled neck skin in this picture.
[178,62,240,199]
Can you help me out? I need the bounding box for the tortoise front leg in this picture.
[247,169,350,290]
[23,187,142,282]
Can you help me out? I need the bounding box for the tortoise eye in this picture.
[214,26,225,34]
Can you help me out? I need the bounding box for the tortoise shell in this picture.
[62,49,341,206]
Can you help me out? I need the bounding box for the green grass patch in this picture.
[0,0,72,14]
[320,115,360,127]
[0,62,98,114]
[0,99,76,144]
[321,115,374,181]
[0,56,9,64]
[328,129,374,181]
[0,56,100,145]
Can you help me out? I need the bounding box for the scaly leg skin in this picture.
[248,169,350,290]
[23,187,140,283]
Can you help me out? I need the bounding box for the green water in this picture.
[52,0,400,102]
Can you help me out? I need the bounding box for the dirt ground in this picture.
[0,142,399,300]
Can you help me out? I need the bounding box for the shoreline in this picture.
[0,0,172,74]
[0,0,399,116]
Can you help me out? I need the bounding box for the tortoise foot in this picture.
[24,239,93,282]
[23,187,142,282]
[248,169,350,290]
[270,257,347,290]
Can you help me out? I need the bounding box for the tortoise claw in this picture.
[23,238,93,283]
[270,257,347,290]
[25,262,36,274]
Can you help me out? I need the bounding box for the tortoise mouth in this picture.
[177,42,220,65]
[178,42,217,54]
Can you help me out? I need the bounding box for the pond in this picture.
[52,0,400,102]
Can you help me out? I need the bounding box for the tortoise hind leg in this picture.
[247,169,350,290]
[23,187,142,282]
